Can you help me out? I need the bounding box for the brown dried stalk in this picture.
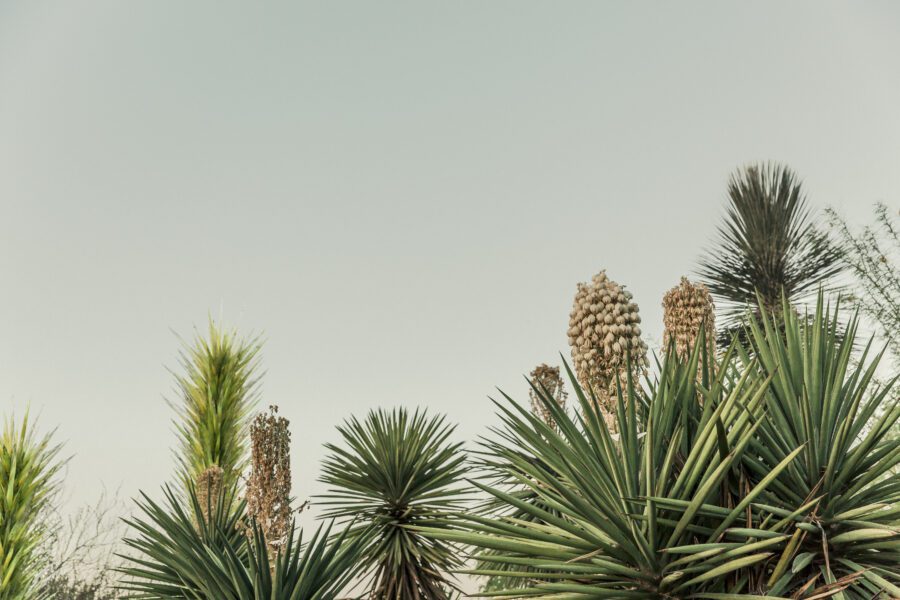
[245,405,292,559]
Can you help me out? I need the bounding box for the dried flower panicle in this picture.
[567,270,648,429]
[245,405,292,558]
[195,465,225,529]
[529,364,568,429]
[662,277,716,362]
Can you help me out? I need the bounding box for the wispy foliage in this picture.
[827,203,900,363]
[39,489,126,599]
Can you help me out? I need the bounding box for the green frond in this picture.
[698,162,844,344]
[318,407,469,600]
[118,483,365,599]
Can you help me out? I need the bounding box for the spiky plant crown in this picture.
[567,270,648,426]
[528,364,567,429]
[171,320,262,495]
[0,412,64,600]
[318,408,468,600]
[120,483,365,599]
[662,276,716,362]
[245,405,292,558]
[698,162,843,344]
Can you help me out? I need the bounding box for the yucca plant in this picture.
[118,483,248,597]
[118,483,365,599]
[422,296,899,598]
[699,163,843,345]
[171,320,262,495]
[0,412,64,600]
[318,408,468,599]
[736,295,900,596]
[426,336,792,598]
[476,372,574,593]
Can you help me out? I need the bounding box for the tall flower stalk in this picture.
[245,405,292,558]
[662,277,716,362]
[528,363,567,430]
[0,412,64,599]
[567,270,648,428]
[171,320,261,495]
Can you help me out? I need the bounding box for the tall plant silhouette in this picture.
[170,320,261,495]
[698,162,842,344]
[318,408,468,599]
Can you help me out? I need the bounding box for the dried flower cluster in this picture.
[245,405,292,558]
[528,364,567,429]
[195,465,224,527]
[568,270,648,427]
[662,277,716,362]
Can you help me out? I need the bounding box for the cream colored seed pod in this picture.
[568,270,648,428]
[528,363,568,430]
[662,277,716,362]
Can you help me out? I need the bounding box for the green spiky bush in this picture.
[118,484,366,599]
[318,408,468,599]
[423,296,899,598]
[0,412,64,600]
[737,297,900,595]
[171,320,261,494]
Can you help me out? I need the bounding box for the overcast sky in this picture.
[1,1,898,564]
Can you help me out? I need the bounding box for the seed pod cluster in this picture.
[528,363,568,429]
[567,270,648,425]
[662,277,716,362]
[246,405,292,559]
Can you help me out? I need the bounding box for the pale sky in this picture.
[1,0,898,560]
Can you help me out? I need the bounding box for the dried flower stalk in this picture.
[245,405,292,558]
[528,364,567,430]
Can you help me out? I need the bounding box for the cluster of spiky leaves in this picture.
[118,484,365,599]
[0,413,63,600]
[476,371,573,593]
[699,163,843,345]
[735,296,900,595]
[171,320,262,494]
[422,296,899,598]
[318,408,468,599]
[568,270,648,426]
